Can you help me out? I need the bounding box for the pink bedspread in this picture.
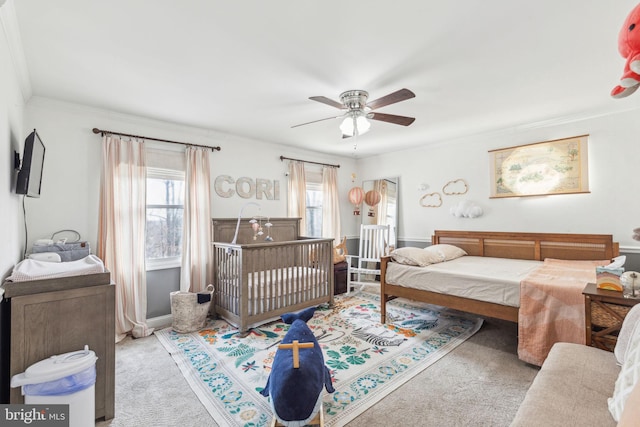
[518,258,605,366]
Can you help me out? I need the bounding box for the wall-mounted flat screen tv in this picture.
[16,130,46,197]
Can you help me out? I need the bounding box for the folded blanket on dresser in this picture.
[518,258,605,366]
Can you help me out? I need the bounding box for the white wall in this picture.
[23,97,358,253]
[358,108,640,250]
[21,96,640,261]
[0,2,26,279]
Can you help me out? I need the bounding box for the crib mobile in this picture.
[249,216,273,241]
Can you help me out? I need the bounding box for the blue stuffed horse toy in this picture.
[260,307,334,426]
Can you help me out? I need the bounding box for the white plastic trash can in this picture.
[10,345,98,427]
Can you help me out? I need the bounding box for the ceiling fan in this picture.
[292,88,416,138]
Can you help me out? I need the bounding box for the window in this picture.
[305,166,323,237]
[306,182,323,237]
[146,167,185,270]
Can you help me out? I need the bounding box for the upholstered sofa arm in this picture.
[511,343,618,427]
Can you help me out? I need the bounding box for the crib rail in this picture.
[212,238,334,334]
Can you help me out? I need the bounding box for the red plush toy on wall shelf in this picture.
[612,3,640,98]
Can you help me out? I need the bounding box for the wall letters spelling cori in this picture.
[214,175,280,200]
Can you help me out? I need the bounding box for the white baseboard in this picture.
[148,314,173,330]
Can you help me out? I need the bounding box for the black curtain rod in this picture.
[92,127,221,152]
[279,155,340,168]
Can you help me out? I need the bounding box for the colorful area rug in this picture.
[155,291,482,427]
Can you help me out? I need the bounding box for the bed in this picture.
[380,230,620,364]
[211,218,334,335]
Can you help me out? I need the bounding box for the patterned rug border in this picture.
[155,292,483,427]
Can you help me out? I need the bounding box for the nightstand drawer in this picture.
[591,301,631,328]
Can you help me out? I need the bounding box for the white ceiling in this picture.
[10,1,640,157]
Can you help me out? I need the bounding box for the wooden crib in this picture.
[212,218,334,335]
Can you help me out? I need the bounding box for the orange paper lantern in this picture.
[364,190,381,207]
[348,187,364,215]
[348,187,364,206]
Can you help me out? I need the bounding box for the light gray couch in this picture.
[510,342,618,427]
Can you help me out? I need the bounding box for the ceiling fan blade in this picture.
[366,88,415,110]
[369,112,415,126]
[309,96,345,109]
[291,115,342,128]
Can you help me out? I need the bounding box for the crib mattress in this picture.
[385,256,542,307]
[245,266,326,297]
[219,266,328,316]
[219,266,327,298]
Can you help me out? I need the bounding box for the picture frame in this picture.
[489,135,589,198]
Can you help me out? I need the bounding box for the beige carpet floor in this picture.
[96,308,538,427]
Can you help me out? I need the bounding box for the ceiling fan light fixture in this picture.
[340,114,370,137]
[294,88,415,140]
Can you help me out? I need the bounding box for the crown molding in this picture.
[0,0,32,102]
[28,96,351,164]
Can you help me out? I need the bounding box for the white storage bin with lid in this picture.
[11,345,98,427]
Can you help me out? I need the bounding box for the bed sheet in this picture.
[385,256,542,307]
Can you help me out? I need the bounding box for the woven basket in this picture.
[170,284,214,333]
[591,302,630,328]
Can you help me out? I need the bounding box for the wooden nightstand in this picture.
[334,261,348,295]
[583,282,640,351]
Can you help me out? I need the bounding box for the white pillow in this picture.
[391,247,444,267]
[608,309,640,421]
[425,244,467,261]
[615,304,640,365]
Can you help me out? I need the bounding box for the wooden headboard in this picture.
[432,230,619,261]
[212,217,301,244]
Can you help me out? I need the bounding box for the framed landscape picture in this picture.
[489,135,589,198]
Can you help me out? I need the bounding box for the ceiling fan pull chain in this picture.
[353,118,359,153]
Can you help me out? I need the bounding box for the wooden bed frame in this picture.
[380,230,619,324]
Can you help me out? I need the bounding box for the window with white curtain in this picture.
[305,165,323,237]
[145,168,185,269]
[145,147,186,270]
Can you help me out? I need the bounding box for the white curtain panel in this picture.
[322,165,341,244]
[98,136,151,341]
[180,146,212,293]
[287,161,307,234]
